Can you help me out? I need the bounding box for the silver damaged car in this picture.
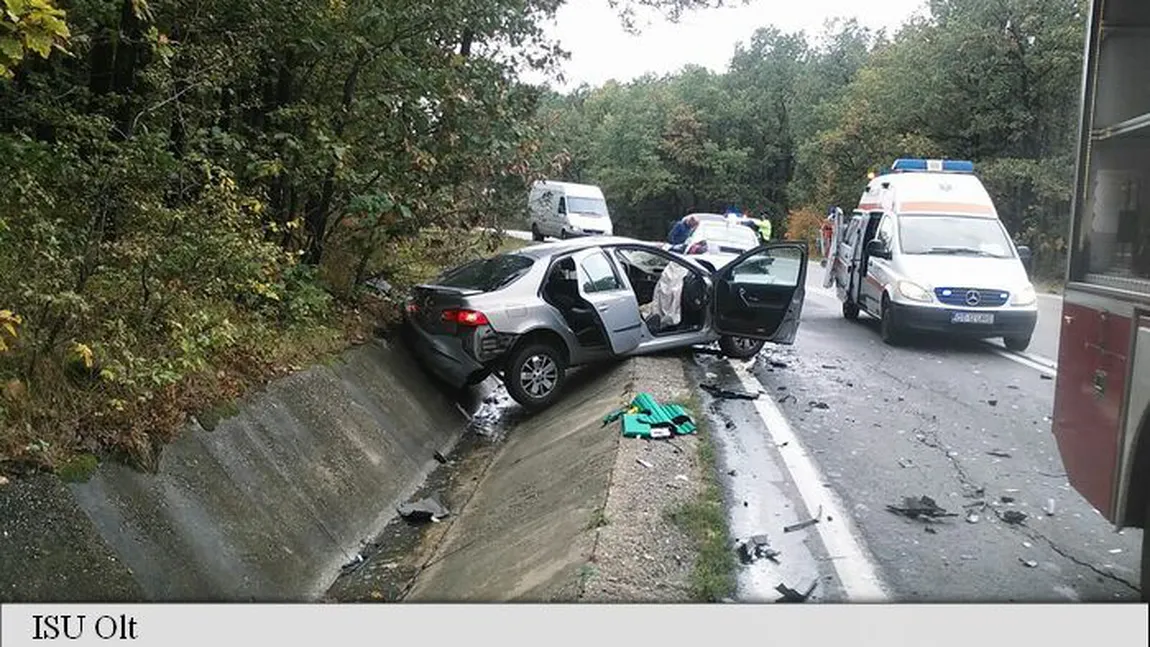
[403,236,808,409]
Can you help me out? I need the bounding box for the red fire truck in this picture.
[1054,0,1150,596]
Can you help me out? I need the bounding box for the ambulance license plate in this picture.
[952,312,994,324]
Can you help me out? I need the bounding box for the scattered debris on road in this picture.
[397,497,450,523]
[1044,499,1057,516]
[987,399,999,407]
[784,505,823,533]
[897,458,914,468]
[768,359,790,369]
[778,394,797,404]
[728,469,737,476]
[987,450,1012,458]
[691,346,726,357]
[1000,495,1016,504]
[966,510,981,524]
[340,554,366,575]
[636,458,654,469]
[777,441,789,448]
[1108,548,1123,555]
[925,526,938,534]
[775,580,818,603]
[700,383,761,400]
[1020,558,1038,568]
[887,496,957,520]
[433,451,448,464]
[808,400,830,410]
[737,535,781,564]
[1041,374,1053,381]
[1001,510,1028,525]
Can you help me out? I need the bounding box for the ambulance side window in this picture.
[876,216,895,248]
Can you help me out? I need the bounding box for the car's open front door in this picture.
[712,243,807,345]
[572,248,644,355]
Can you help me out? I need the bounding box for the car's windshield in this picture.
[567,197,608,216]
[897,215,1015,259]
[435,254,534,292]
[693,223,758,249]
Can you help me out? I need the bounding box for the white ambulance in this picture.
[824,158,1039,350]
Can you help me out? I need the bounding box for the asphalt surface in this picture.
[696,261,1143,602]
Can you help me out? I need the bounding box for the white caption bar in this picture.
[2,604,1147,647]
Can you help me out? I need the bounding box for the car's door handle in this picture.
[739,287,761,304]
[597,303,611,312]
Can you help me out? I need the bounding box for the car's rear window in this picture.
[696,223,758,247]
[435,254,535,292]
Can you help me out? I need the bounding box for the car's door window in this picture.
[729,246,804,287]
[558,197,567,215]
[579,250,622,293]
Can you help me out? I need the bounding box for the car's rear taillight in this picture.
[441,309,490,326]
[687,241,708,254]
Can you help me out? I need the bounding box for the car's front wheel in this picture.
[531,224,544,242]
[1003,334,1032,352]
[719,335,765,359]
[880,296,902,346]
[504,342,567,411]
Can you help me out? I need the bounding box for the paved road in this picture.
[694,262,1142,602]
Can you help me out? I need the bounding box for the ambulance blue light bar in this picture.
[890,158,975,174]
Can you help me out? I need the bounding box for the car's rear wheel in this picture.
[842,300,860,321]
[1003,334,1032,352]
[531,224,544,242]
[880,296,902,346]
[719,335,765,359]
[504,342,567,411]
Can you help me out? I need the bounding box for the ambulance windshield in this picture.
[898,216,1014,259]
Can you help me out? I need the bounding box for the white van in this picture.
[528,181,614,241]
[825,158,1039,350]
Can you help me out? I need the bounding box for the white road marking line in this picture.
[985,346,1058,378]
[728,360,890,602]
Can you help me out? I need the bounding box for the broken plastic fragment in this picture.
[775,580,817,603]
[397,497,450,522]
[1020,558,1038,568]
[701,383,761,400]
[1001,510,1027,525]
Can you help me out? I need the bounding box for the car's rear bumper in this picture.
[403,316,489,389]
[890,302,1038,339]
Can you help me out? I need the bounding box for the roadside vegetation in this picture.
[666,395,736,601]
[0,0,710,475]
[533,0,1086,281]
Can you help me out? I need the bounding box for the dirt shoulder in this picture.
[326,354,735,603]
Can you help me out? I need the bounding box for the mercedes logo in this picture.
[965,290,981,306]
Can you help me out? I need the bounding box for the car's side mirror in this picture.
[1016,245,1032,264]
[865,239,892,260]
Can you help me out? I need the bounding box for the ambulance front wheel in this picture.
[1003,334,1031,352]
[880,297,902,346]
[842,300,860,321]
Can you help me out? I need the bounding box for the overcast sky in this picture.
[532,0,927,89]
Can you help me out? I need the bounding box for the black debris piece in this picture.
[691,346,727,357]
[821,364,838,370]
[1019,558,1038,568]
[987,450,1012,458]
[725,420,736,429]
[886,496,957,520]
[701,383,761,400]
[777,441,789,448]
[769,360,789,369]
[897,458,914,469]
[737,534,781,565]
[778,386,787,391]
[784,505,823,533]
[808,401,830,410]
[340,554,365,575]
[1000,495,1016,504]
[775,580,818,603]
[1002,510,1028,525]
[987,399,999,407]
[397,497,450,522]
[433,451,449,464]
[1040,374,1053,381]
[778,394,797,404]
[925,526,938,534]
[728,469,737,476]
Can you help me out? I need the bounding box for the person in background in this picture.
[755,212,773,242]
[667,214,699,247]
[819,207,837,265]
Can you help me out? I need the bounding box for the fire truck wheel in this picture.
[1003,335,1031,352]
[842,300,860,321]
[880,296,902,346]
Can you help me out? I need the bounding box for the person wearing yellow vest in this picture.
[755,215,772,242]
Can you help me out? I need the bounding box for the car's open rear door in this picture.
[571,248,644,355]
[712,243,807,344]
